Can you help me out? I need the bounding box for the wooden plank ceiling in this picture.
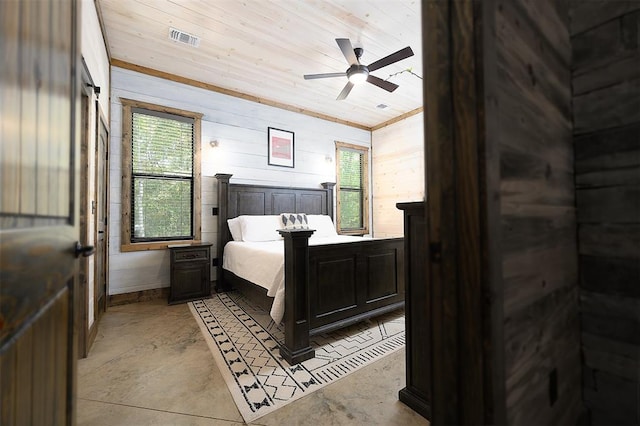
[96,0,423,129]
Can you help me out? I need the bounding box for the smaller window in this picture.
[336,141,369,235]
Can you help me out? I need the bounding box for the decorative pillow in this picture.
[227,217,243,241]
[280,213,309,230]
[239,215,283,242]
[306,214,338,237]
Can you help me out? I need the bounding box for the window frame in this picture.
[335,141,369,235]
[120,98,203,252]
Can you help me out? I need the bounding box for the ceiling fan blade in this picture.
[367,75,399,92]
[367,46,414,72]
[336,81,354,100]
[336,38,359,65]
[304,72,347,80]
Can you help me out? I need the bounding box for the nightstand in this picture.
[168,242,213,304]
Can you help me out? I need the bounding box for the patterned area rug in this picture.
[189,292,404,423]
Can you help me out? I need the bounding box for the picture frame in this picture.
[267,127,295,168]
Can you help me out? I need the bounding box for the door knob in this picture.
[74,241,95,258]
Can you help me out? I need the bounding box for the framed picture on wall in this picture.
[267,127,295,168]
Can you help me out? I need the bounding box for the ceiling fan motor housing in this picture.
[347,64,369,83]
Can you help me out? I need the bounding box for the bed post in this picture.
[278,229,316,365]
[215,173,232,292]
[321,182,335,220]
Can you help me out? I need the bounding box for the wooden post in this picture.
[321,182,336,220]
[278,229,315,365]
[215,173,232,292]
[397,201,431,420]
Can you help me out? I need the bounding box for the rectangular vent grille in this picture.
[169,27,200,47]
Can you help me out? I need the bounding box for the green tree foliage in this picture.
[131,112,194,240]
[338,149,363,229]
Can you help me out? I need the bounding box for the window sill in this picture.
[121,240,200,252]
[338,231,368,237]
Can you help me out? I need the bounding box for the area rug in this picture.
[188,292,404,423]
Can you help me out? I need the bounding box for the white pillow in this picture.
[240,215,283,242]
[227,217,243,241]
[280,213,309,229]
[307,215,338,238]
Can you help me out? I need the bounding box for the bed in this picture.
[215,174,404,364]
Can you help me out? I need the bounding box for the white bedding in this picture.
[223,235,364,324]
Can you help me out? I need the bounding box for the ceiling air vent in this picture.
[169,27,200,47]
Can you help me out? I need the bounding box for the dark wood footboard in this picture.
[308,237,405,332]
[278,230,404,364]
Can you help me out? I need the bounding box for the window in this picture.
[336,141,369,235]
[121,98,202,251]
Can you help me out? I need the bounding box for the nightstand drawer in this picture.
[173,249,208,262]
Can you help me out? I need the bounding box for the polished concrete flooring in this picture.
[78,298,430,425]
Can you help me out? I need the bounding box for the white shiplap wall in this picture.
[108,66,371,295]
[81,0,110,118]
[371,112,424,237]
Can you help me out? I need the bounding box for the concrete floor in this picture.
[77,298,429,425]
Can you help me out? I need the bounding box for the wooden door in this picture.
[94,111,109,319]
[0,0,82,424]
[78,87,90,357]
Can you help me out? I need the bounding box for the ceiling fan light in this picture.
[348,69,368,84]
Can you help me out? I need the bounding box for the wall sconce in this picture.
[209,140,219,148]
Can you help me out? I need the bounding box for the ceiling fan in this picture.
[304,38,414,100]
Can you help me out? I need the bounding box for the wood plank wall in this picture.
[491,1,582,423]
[371,113,424,237]
[569,2,640,424]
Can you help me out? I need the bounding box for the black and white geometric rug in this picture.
[188,292,405,423]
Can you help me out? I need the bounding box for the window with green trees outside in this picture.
[120,99,202,251]
[336,141,369,235]
[131,109,194,241]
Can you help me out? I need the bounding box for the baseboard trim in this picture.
[108,288,169,306]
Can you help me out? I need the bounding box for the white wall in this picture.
[81,0,110,117]
[371,112,424,237]
[80,0,110,327]
[108,66,371,295]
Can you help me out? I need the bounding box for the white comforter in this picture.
[223,236,364,324]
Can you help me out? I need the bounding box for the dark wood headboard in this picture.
[214,173,335,289]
